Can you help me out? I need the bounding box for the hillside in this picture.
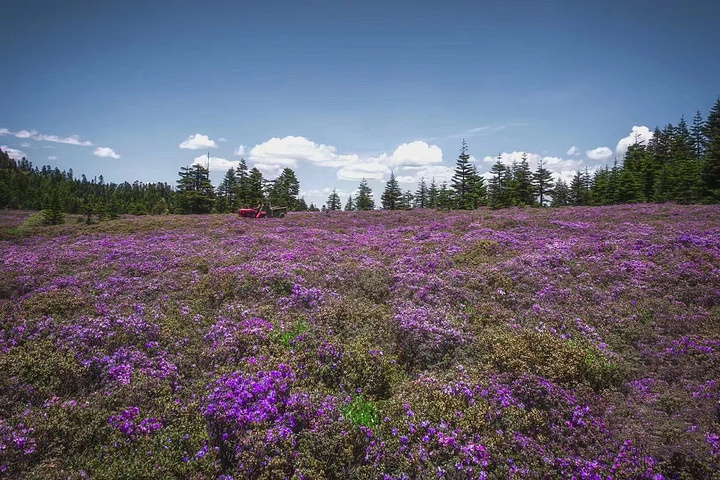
[1,205,719,479]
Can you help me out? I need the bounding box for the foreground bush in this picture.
[1,205,720,478]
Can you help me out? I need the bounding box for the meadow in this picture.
[1,205,719,479]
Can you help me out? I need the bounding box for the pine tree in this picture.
[247,168,265,207]
[414,177,429,208]
[691,110,706,161]
[399,190,414,210]
[702,97,720,201]
[551,179,570,207]
[451,139,476,209]
[216,167,237,213]
[42,189,65,225]
[269,168,300,210]
[326,189,342,210]
[672,116,702,203]
[344,195,354,211]
[355,179,375,210]
[437,181,452,209]
[234,158,251,207]
[488,158,511,209]
[513,152,534,205]
[176,164,215,214]
[381,172,402,210]
[589,167,611,206]
[427,178,439,208]
[532,156,554,206]
[295,197,308,211]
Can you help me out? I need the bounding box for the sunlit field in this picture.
[2,205,719,479]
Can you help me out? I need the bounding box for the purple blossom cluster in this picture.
[108,406,163,438]
[1,205,720,477]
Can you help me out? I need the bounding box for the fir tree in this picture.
[451,139,476,209]
[176,164,215,214]
[691,110,706,161]
[427,178,439,208]
[381,172,402,210]
[344,195,354,211]
[216,167,237,213]
[399,190,414,210]
[512,152,534,205]
[326,189,342,210]
[269,168,300,210]
[355,179,375,210]
[295,197,308,211]
[551,179,570,207]
[42,189,65,225]
[488,158,511,209]
[414,177,429,208]
[437,181,452,209]
[702,97,720,200]
[532,156,554,206]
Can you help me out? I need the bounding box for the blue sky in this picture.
[2,0,719,206]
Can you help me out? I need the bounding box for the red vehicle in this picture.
[237,202,287,219]
[238,208,267,218]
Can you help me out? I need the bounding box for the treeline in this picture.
[358,97,720,211]
[2,97,719,219]
[0,155,308,221]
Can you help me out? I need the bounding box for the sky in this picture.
[2,0,719,207]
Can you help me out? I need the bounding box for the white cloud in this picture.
[192,155,241,172]
[1,146,26,160]
[249,136,358,168]
[388,141,443,167]
[1,128,93,146]
[616,126,653,158]
[567,146,581,156]
[20,142,31,148]
[234,145,247,156]
[14,129,37,139]
[34,133,93,146]
[48,155,57,160]
[394,165,456,184]
[218,137,227,142]
[94,147,121,159]
[179,133,218,150]
[337,160,391,181]
[586,146,613,161]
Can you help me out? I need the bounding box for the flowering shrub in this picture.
[1,205,720,478]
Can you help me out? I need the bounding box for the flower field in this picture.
[1,205,719,479]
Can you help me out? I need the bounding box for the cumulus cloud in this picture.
[394,165,456,185]
[388,141,443,167]
[218,137,227,142]
[179,133,218,150]
[0,128,9,135]
[14,129,36,139]
[94,147,121,159]
[336,160,391,181]
[48,155,57,160]
[234,145,247,156]
[191,155,233,172]
[586,147,613,161]
[248,136,359,168]
[1,146,26,160]
[567,146,581,156]
[616,126,653,158]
